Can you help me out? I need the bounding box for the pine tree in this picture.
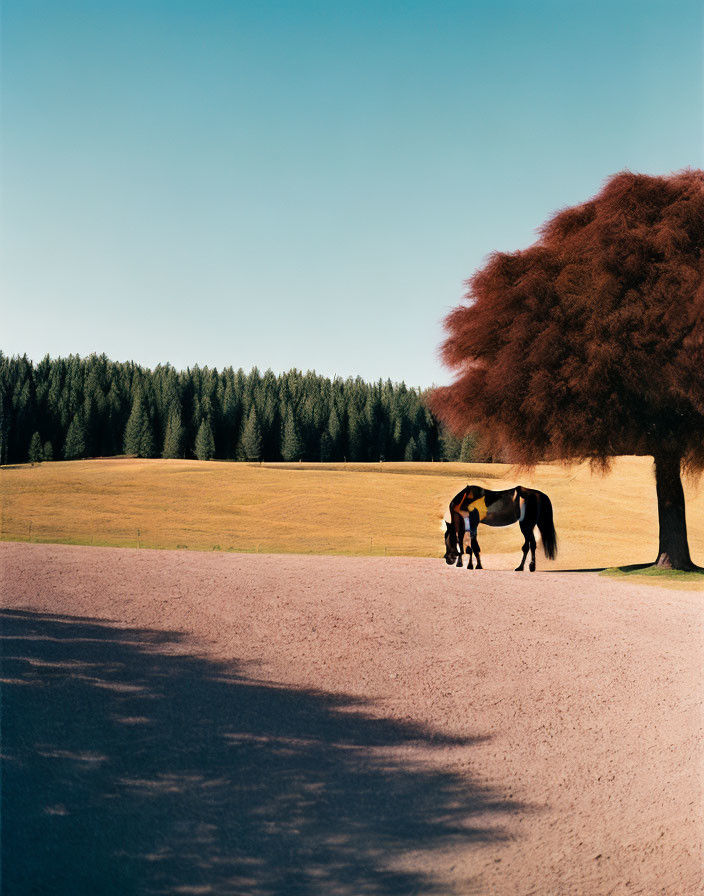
[347,404,364,461]
[320,431,333,462]
[260,392,279,459]
[439,426,461,461]
[195,417,215,461]
[416,430,428,461]
[43,440,53,461]
[364,395,382,460]
[240,407,262,461]
[222,378,241,459]
[392,415,405,460]
[63,413,86,459]
[105,379,124,457]
[404,436,417,462]
[162,407,184,459]
[28,431,43,463]
[298,395,316,458]
[11,379,33,465]
[460,433,478,463]
[123,390,154,457]
[327,406,341,459]
[281,407,302,461]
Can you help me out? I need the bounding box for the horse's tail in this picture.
[537,493,557,560]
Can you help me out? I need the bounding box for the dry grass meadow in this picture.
[1,456,703,578]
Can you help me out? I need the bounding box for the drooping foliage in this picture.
[0,353,461,464]
[431,169,704,470]
[431,169,704,569]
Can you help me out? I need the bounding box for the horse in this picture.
[443,484,557,571]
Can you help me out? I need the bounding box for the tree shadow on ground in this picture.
[555,563,704,575]
[605,563,704,578]
[1,609,524,895]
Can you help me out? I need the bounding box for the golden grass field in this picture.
[1,456,702,580]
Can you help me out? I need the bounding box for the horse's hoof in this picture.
[476,564,483,569]
[514,566,524,572]
[529,564,536,572]
[467,564,473,570]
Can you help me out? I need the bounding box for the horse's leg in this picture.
[528,526,537,572]
[455,517,464,567]
[466,509,480,569]
[515,520,531,571]
[471,535,482,569]
[524,496,539,571]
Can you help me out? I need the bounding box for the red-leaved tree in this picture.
[430,170,704,570]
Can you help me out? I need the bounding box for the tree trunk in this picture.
[653,452,695,570]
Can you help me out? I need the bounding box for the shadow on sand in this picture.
[2,609,524,895]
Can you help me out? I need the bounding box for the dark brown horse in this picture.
[444,485,557,571]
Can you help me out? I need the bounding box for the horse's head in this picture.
[444,520,458,565]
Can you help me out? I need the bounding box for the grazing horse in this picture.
[444,485,557,571]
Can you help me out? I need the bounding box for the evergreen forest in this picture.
[1,353,478,465]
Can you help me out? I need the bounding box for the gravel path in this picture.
[2,542,702,895]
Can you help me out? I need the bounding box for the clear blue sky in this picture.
[2,0,702,387]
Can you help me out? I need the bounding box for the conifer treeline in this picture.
[0,353,477,465]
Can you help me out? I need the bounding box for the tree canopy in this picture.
[431,169,704,569]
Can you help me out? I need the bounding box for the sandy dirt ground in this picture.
[2,542,703,895]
